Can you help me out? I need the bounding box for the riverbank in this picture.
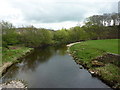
[1,46,33,76]
[67,39,120,89]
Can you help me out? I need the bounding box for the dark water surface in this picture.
[2,46,111,88]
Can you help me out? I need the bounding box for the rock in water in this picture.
[79,66,83,69]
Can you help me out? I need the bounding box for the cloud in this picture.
[0,0,119,29]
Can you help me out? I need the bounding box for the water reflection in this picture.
[3,45,67,82]
[2,45,110,88]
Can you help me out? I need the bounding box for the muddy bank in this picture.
[0,62,13,77]
[88,53,120,89]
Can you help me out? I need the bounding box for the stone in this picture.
[79,66,83,69]
[91,60,104,67]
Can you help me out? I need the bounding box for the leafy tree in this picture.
[1,21,19,47]
[53,28,69,44]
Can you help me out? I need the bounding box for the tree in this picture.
[1,21,19,47]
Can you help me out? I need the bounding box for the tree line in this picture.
[1,13,120,48]
[86,13,119,26]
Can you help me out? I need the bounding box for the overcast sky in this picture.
[0,0,119,30]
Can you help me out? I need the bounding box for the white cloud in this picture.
[0,0,119,29]
[33,21,80,30]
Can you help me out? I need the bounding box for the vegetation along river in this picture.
[2,46,111,88]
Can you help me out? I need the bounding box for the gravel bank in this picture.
[0,80,27,88]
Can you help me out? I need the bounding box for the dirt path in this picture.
[67,42,81,47]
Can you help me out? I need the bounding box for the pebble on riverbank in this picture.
[0,80,27,88]
[91,60,105,67]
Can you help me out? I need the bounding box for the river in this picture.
[2,45,111,88]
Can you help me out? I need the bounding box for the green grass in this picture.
[70,39,119,63]
[82,39,119,54]
[95,64,120,82]
[69,39,120,88]
[2,46,33,65]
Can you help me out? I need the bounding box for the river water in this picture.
[2,46,111,88]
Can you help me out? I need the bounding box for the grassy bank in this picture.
[69,39,120,88]
[0,46,33,76]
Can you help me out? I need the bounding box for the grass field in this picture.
[69,39,120,88]
[81,39,119,54]
[2,46,33,65]
[70,39,119,63]
[0,46,33,76]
